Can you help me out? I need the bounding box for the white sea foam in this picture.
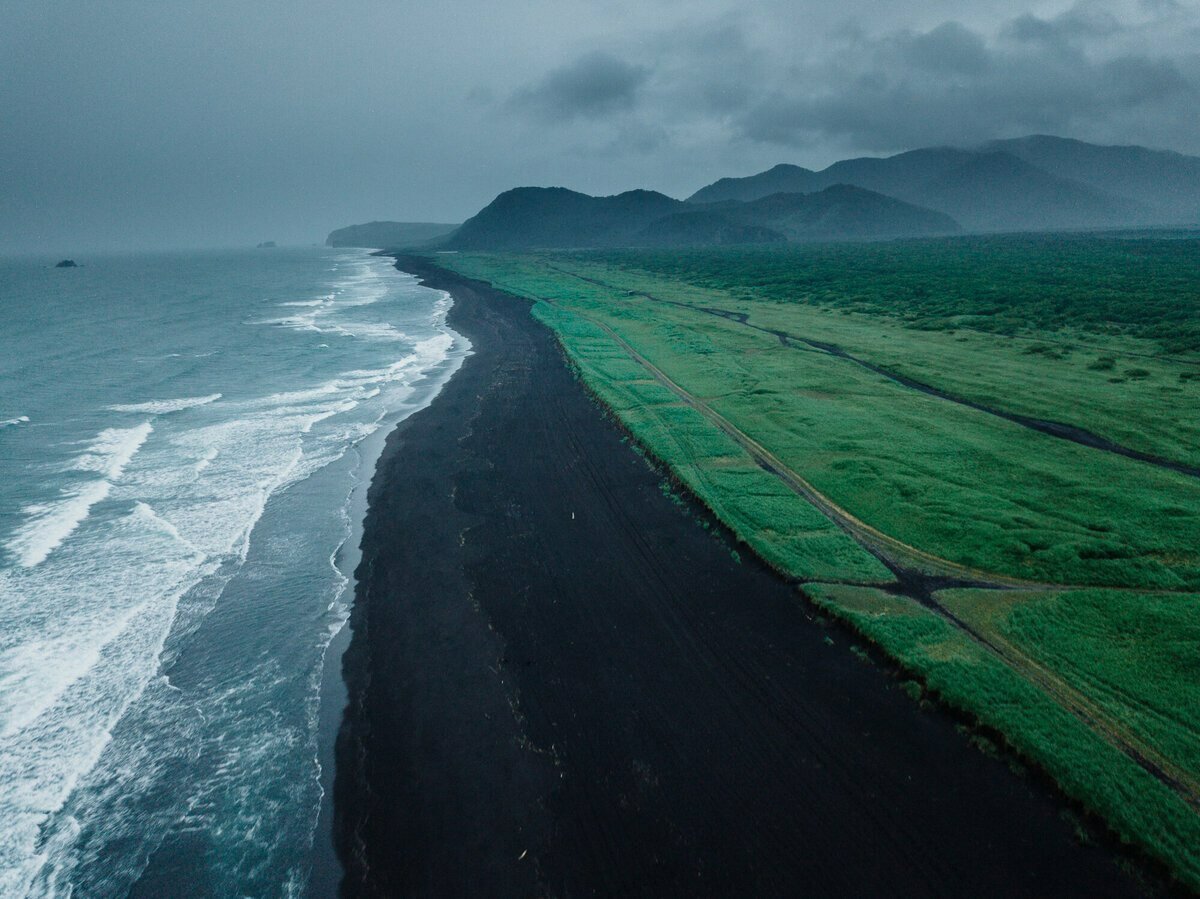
[194,447,219,475]
[0,249,472,895]
[0,502,207,896]
[1,416,30,428]
[7,423,152,568]
[257,315,409,343]
[72,424,153,478]
[254,258,414,342]
[7,480,114,570]
[0,507,197,741]
[108,394,221,415]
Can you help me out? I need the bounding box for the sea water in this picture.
[0,248,469,896]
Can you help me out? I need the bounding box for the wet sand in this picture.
[333,256,1146,897]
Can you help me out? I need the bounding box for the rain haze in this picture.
[3,0,1199,252]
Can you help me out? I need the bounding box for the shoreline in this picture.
[333,256,1144,896]
[310,262,471,896]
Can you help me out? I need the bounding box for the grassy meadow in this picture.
[804,582,1200,887]
[434,235,1200,888]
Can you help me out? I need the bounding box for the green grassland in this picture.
[561,246,1200,471]
[939,587,1200,779]
[437,236,1200,887]
[531,301,892,583]
[803,582,1200,888]
[587,236,1200,352]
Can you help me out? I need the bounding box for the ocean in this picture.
[0,248,469,896]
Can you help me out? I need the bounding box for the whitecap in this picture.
[0,502,207,895]
[6,423,152,568]
[193,447,219,476]
[1,416,30,428]
[71,424,153,479]
[109,394,221,415]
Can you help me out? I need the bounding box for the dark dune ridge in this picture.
[332,256,1146,897]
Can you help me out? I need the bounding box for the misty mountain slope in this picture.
[733,184,958,239]
[917,151,1144,231]
[686,150,975,204]
[688,164,822,204]
[326,221,460,248]
[445,187,686,249]
[446,184,959,250]
[659,184,958,244]
[985,135,1200,223]
[688,140,1157,232]
[811,148,987,209]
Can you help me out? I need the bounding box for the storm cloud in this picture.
[2,0,1199,252]
[731,11,1199,151]
[510,52,650,121]
[502,1,1200,157]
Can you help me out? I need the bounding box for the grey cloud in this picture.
[1099,54,1193,103]
[499,4,1200,174]
[1006,7,1121,45]
[1139,0,1183,12]
[1006,14,1071,44]
[897,22,990,75]
[648,19,764,115]
[510,52,651,121]
[731,12,1199,153]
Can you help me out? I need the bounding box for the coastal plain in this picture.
[335,253,1165,896]
[432,237,1200,891]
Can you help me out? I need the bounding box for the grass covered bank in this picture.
[432,238,1200,890]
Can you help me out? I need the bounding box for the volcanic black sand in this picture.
[333,256,1148,897]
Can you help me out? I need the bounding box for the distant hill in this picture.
[446,184,957,250]
[691,164,819,207]
[325,221,459,248]
[912,150,1140,232]
[445,187,684,250]
[686,138,1181,232]
[726,184,957,240]
[983,135,1200,224]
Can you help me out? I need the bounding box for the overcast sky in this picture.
[2,0,1198,252]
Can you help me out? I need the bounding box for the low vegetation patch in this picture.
[583,236,1200,354]
[803,583,1200,891]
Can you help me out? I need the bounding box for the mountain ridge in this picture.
[688,136,1196,231]
[442,184,958,250]
[982,135,1200,222]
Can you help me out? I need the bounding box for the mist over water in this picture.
[0,248,468,896]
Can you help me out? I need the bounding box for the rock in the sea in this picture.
[55,259,78,268]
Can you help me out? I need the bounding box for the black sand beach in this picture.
[333,257,1145,897]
